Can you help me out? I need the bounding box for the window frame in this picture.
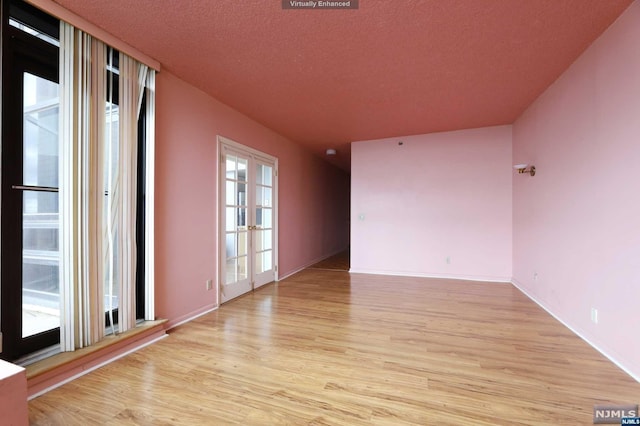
[1,0,150,361]
[1,0,61,360]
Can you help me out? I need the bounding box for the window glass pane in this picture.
[22,190,60,337]
[264,187,272,207]
[225,233,236,259]
[226,156,237,180]
[257,164,272,186]
[255,230,272,251]
[257,186,272,207]
[104,102,119,185]
[265,230,272,251]
[255,229,263,252]
[256,250,263,274]
[104,228,119,312]
[257,251,272,274]
[263,251,272,273]
[227,207,247,231]
[255,186,262,206]
[263,208,272,228]
[225,181,235,206]
[256,207,272,228]
[237,207,247,228]
[23,72,59,188]
[225,256,248,284]
[225,258,237,285]
[237,256,247,280]
[236,183,246,206]
[104,100,119,315]
[237,158,247,182]
[22,72,60,338]
[237,231,248,257]
[226,207,236,232]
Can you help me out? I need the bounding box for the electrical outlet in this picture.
[446,256,451,264]
[591,307,598,324]
[206,279,213,291]
[533,272,538,281]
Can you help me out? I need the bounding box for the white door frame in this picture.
[217,135,278,303]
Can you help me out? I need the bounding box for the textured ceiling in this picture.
[52,0,633,170]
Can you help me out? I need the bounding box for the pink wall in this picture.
[155,71,349,326]
[512,1,640,380]
[351,126,512,281]
[0,361,27,425]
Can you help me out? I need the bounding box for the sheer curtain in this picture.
[59,21,155,351]
[116,54,148,332]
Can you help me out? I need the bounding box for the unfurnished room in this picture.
[1,0,639,424]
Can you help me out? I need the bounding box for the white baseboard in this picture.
[348,268,511,283]
[511,278,639,384]
[166,304,219,330]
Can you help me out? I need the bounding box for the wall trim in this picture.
[166,304,219,330]
[511,278,640,384]
[348,268,511,283]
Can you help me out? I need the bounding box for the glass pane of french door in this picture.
[222,152,252,302]
[254,161,275,288]
[225,154,249,284]
[22,72,61,338]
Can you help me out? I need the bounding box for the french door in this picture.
[219,137,277,303]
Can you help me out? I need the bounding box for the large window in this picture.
[1,0,154,362]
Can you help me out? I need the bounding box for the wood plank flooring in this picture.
[308,249,350,271]
[29,270,640,425]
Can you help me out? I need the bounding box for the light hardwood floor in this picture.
[29,269,640,425]
[308,249,350,271]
